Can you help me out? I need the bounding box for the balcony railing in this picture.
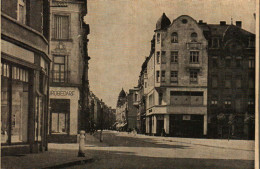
[50,70,70,83]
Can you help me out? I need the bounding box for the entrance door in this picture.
[50,99,70,134]
[156,120,164,135]
[170,114,203,138]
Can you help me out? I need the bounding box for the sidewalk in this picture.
[1,134,102,169]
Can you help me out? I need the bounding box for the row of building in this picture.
[1,0,115,156]
[116,14,255,139]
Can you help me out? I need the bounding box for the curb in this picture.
[42,158,94,169]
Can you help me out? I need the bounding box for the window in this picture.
[171,51,178,63]
[249,59,255,68]
[190,51,199,63]
[191,32,198,42]
[212,38,219,48]
[225,58,231,67]
[170,91,203,105]
[248,37,255,48]
[161,51,166,64]
[211,96,218,106]
[156,71,160,82]
[248,77,254,89]
[17,0,26,24]
[159,93,163,105]
[235,98,241,112]
[171,32,178,43]
[144,82,147,88]
[236,75,242,88]
[157,33,160,43]
[212,58,218,67]
[190,70,198,83]
[225,75,231,88]
[212,75,218,88]
[161,71,165,82]
[248,96,255,111]
[236,58,242,67]
[53,15,69,39]
[53,55,66,82]
[134,93,138,102]
[182,19,188,24]
[170,71,178,83]
[224,97,231,108]
[156,52,160,64]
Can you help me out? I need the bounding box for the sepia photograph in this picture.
[1,0,259,168]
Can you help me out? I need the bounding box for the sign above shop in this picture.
[50,90,74,96]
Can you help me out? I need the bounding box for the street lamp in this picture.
[100,100,103,142]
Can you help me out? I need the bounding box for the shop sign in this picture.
[50,90,75,96]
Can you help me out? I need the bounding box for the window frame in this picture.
[171,32,178,43]
[52,13,71,40]
[170,71,178,83]
[170,51,178,63]
[161,71,166,82]
[190,70,198,83]
[191,32,198,42]
[17,0,26,24]
[190,51,199,64]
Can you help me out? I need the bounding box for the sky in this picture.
[85,0,256,109]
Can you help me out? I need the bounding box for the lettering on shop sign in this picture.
[50,90,75,96]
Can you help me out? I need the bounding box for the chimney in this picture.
[236,21,242,28]
[220,21,226,26]
[199,20,203,24]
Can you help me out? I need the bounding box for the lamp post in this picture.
[100,100,103,142]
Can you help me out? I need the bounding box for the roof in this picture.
[119,88,126,98]
[156,13,171,31]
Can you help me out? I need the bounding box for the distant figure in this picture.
[161,128,166,137]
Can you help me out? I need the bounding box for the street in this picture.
[64,130,254,169]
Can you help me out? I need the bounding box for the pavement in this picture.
[1,134,101,169]
[65,130,255,169]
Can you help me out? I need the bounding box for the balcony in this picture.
[50,70,70,84]
[146,106,167,115]
[186,42,202,50]
[168,105,207,115]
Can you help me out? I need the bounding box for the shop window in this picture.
[53,55,66,83]
[156,52,160,64]
[191,32,198,42]
[1,63,30,144]
[170,71,178,83]
[161,51,166,64]
[190,70,198,83]
[190,51,199,63]
[161,71,165,82]
[17,0,26,24]
[171,51,178,63]
[53,15,69,40]
[171,32,178,43]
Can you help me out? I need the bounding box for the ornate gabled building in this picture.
[145,14,208,137]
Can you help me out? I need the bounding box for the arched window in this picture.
[157,33,160,43]
[171,32,178,43]
[191,32,198,42]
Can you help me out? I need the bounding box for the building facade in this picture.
[1,0,51,155]
[48,0,89,142]
[203,21,256,139]
[115,89,128,130]
[127,88,139,130]
[145,14,208,137]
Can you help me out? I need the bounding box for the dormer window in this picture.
[191,32,198,42]
[17,0,26,24]
[171,32,178,43]
[157,33,160,43]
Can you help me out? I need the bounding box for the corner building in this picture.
[146,14,208,137]
[48,0,89,142]
[1,0,51,155]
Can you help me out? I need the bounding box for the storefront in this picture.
[48,87,80,142]
[1,47,50,155]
